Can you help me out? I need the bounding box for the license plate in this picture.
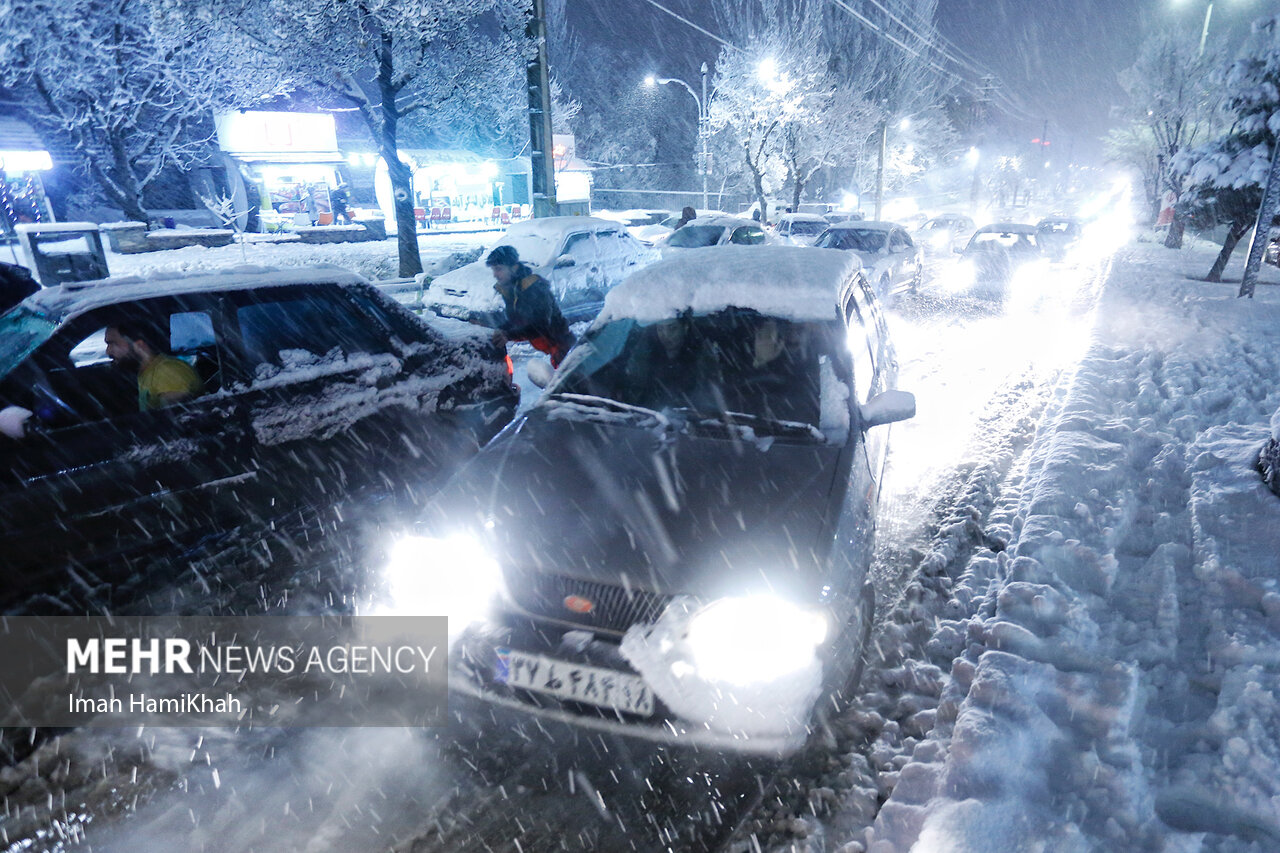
[494,647,654,717]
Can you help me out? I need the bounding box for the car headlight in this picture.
[947,259,976,292]
[685,596,828,686]
[380,534,502,636]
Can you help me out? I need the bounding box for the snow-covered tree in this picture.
[1173,14,1280,282]
[166,0,529,277]
[0,0,282,223]
[1104,25,1218,233]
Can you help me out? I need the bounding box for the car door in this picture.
[223,284,468,510]
[552,231,603,320]
[846,277,892,485]
[0,297,254,587]
[886,229,911,290]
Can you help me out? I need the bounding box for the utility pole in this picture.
[874,118,887,221]
[526,0,557,218]
[970,76,994,214]
[700,62,710,211]
[1240,139,1280,299]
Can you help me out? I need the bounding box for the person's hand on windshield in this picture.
[0,406,33,440]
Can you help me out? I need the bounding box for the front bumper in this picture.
[448,618,809,758]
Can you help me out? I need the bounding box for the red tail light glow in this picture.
[504,354,514,377]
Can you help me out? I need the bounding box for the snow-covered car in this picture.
[947,223,1050,300]
[387,246,915,757]
[596,209,676,245]
[657,215,772,255]
[423,217,660,324]
[0,266,518,595]
[1035,216,1083,261]
[772,212,830,246]
[915,213,976,255]
[813,221,924,302]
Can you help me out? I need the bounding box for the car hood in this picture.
[423,405,845,600]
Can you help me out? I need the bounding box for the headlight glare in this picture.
[381,534,501,635]
[685,596,828,686]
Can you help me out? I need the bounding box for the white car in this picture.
[422,217,660,323]
[915,213,976,255]
[772,213,830,246]
[813,221,924,302]
[657,215,772,256]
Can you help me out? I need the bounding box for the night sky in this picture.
[571,0,1267,165]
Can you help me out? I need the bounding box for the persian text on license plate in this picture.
[494,648,654,717]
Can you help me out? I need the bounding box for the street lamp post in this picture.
[645,65,710,210]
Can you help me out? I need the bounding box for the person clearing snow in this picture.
[480,245,576,368]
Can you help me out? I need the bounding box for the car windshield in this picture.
[666,224,725,248]
[789,220,827,236]
[815,228,886,252]
[0,305,59,379]
[548,309,840,433]
[970,230,1039,251]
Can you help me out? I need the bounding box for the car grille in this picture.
[504,571,672,634]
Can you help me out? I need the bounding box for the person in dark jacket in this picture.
[0,262,39,314]
[484,245,576,368]
[675,206,697,230]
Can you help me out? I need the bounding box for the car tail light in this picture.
[504,354,514,378]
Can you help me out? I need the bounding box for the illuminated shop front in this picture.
[215,111,346,228]
[367,149,508,226]
[0,117,56,237]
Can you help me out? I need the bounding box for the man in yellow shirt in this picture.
[104,319,203,411]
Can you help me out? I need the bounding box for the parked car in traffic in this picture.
[915,213,976,255]
[0,266,519,597]
[386,246,916,757]
[948,223,1049,300]
[657,215,772,254]
[772,213,830,246]
[423,217,660,324]
[813,221,924,302]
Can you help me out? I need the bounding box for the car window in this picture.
[562,232,595,261]
[889,231,909,251]
[792,220,826,236]
[235,289,384,372]
[815,228,886,253]
[729,226,766,245]
[666,224,724,248]
[843,300,876,405]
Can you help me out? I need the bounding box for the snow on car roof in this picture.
[976,222,1038,234]
[597,245,860,324]
[684,214,762,228]
[776,213,828,223]
[22,264,369,321]
[825,220,898,231]
[501,216,624,239]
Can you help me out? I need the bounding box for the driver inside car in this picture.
[727,319,819,424]
[624,316,719,410]
[104,317,203,411]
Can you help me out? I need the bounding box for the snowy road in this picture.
[0,253,1116,852]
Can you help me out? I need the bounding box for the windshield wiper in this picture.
[669,407,824,441]
[547,393,672,425]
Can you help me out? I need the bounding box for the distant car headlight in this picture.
[685,596,828,686]
[380,534,502,637]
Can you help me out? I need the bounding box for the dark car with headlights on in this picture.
[384,246,915,757]
[0,265,517,599]
[946,223,1051,301]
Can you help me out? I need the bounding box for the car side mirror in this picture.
[555,255,576,269]
[860,389,915,428]
[526,358,555,389]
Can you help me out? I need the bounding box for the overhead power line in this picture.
[634,0,736,50]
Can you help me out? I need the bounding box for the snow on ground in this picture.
[101,231,495,282]
[857,245,1280,851]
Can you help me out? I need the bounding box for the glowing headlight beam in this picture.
[685,596,828,686]
[380,534,502,636]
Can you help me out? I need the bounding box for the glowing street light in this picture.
[642,64,712,209]
[898,117,912,132]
